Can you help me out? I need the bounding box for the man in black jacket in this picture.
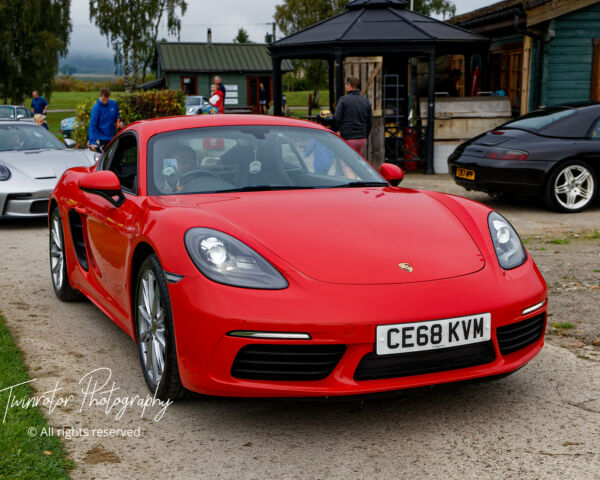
[333,77,373,155]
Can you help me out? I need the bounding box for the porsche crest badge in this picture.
[398,263,414,272]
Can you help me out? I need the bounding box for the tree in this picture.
[274,0,346,106]
[60,64,77,76]
[89,0,187,90]
[233,28,251,44]
[0,0,71,104]
[413,0,455,18]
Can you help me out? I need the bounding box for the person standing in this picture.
[214,76,226,101]
[259,82,268,114]
[30,91,49,115]
[88,88,123,151]
[333,77,372,156]
[208,84,224,113]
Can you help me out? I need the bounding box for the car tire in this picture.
[544,160,597,213]
[49,208,81,301]
[135,254,187,401]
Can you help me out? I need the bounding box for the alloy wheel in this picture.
[137,269,167,387]
[50,215,65,290]
[553,164,595,211]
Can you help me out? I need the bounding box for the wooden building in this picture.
[450,0,600,115]
[152,40,292,113]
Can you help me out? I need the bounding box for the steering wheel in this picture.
[179,168,224,183]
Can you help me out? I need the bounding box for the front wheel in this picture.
[135,254,187,401]
[49,208,80,301]
[544,160,597,213]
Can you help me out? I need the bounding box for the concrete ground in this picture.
[0,174,599,479]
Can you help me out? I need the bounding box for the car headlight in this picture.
[184,228,288,289]
[488,212,526,269]
[188,107,195,113]
[60,120,66,128]
[0,163,11,181]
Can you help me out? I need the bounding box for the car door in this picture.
[82,132,143,326]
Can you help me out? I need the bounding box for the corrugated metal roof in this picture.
[157,42,292,73]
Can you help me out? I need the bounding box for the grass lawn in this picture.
[45,112,67,135]
[284,90,330,107]
[24,92,97,111]
[0,313,72,479]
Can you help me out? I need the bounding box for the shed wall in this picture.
[164,73,251,106]
[541,2,600,106]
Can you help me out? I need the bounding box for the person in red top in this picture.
[209,84,224,113]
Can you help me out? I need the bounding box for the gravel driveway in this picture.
[0,175,599,479]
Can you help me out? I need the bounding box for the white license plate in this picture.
[376,313,492,355]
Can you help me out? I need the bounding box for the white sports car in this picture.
[0,121,96,218]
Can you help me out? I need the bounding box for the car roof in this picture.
[127,114,329,137]
[0,120,30,125]
[0,105,26,108]
[548,101,600,109]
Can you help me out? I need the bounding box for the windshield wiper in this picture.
[329,181,388,188]
[214,185,316,193]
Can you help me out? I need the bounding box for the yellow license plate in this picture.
[456,168,475,180]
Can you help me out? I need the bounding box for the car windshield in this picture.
[0,106,15,119]
[0,123,65,152]
[502,107,576,131]
[147,125,386,195]
[186,98,203,106]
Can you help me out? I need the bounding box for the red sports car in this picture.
[49,115,547,400]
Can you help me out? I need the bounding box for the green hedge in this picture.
[73,89,186,146]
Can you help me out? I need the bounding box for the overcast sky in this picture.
[69,0,497,57]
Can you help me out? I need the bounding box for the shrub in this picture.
[52,76,129,92]
[73,89,185,146]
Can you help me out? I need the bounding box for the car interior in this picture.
[147,126,380,195]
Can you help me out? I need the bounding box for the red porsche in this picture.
[49,115,547,400]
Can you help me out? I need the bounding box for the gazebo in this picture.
[269,0,488,173]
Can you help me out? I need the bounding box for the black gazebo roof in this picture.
[270,0,488,57]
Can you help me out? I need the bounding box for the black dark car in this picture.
[448,104,600,212]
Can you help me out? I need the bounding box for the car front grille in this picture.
[496,313,545,355]
[30,200,49,214]
[231,344,346,381]
[354,341,496,381]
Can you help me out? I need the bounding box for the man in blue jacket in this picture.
[88,88,123,151]
[30,91,49,115]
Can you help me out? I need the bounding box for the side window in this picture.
[590,117,600,139]
[17,107,29,118]
[107,134,138,193]
[98,141,118,171]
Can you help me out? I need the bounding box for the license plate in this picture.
[376,313,491,355]
[456,168,475,180]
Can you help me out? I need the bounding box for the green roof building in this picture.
[152,40,292,113]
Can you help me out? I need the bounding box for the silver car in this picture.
[0,121,96,218]
[0,105,34,121]
[185,96,210,115]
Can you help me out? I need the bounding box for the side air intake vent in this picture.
[68,210,88,271]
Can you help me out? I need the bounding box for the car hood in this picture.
[156,188,486,285]
[0,149,95,179]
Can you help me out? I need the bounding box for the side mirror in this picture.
[78,171,125,207]
[380,163,404,186]
[63,138,76,149]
